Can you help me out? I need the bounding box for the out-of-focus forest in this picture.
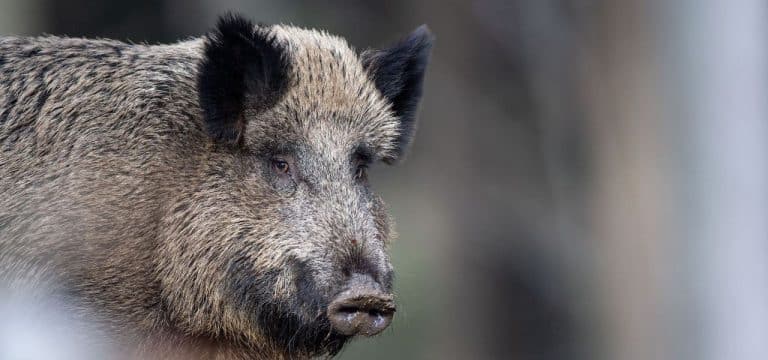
[1,1,766,360]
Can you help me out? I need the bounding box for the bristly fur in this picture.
[0,12,432,359]
[362,25,434,161]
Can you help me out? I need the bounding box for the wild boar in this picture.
[0,13,432,359]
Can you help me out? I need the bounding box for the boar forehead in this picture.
[243,25,401,160]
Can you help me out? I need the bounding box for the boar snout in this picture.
[327,273,395,336]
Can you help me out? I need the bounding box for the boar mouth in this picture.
[255,301,351,356]
[228,259,352,356]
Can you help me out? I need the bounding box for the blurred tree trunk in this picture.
[658,1,768,360]
[577,1,671,359]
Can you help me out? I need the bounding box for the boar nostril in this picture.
[327,273,395,337]
[327,294,395,336]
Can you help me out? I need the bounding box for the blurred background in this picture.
[1,1,766,359]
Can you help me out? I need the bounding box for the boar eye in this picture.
[271,159,290,174]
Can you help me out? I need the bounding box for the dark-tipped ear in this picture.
[198,14,290,146]
[362,25,434,160]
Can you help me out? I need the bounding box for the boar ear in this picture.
[362,25,434,160]
[198,14,290,146]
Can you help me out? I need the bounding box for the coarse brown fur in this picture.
[0,14,432,359]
